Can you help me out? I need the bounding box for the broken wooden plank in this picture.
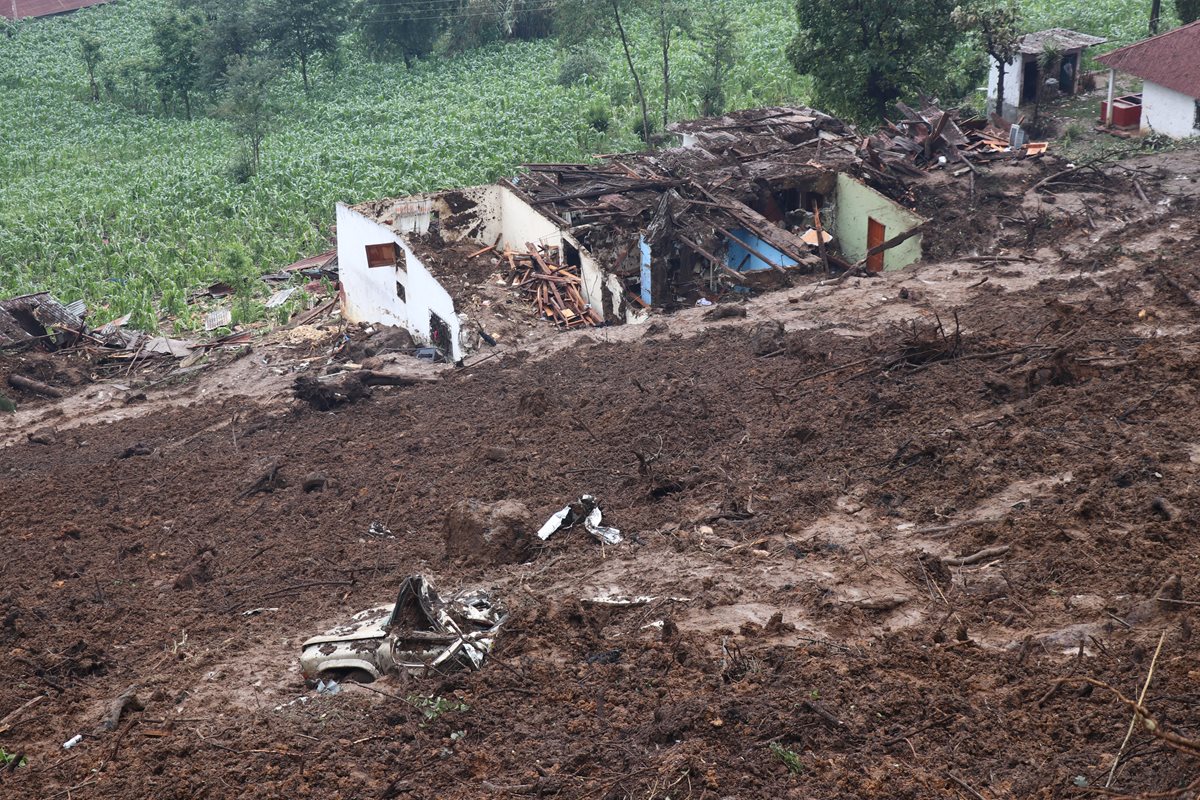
[852,222,929,270]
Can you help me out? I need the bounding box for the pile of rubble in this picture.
[504,244,603,329]
[863,100,1049,177]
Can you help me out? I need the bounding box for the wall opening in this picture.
[1021,59,1038,105]
[429,311,452,354]
[395,281,406,302]
[563,240,582,270]
[366,242,405,269]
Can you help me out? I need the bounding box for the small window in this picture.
[366,242,405,269]
[395,281,406,302]
[1194,100,1200,132]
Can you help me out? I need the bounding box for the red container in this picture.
[1101,93,1143,129]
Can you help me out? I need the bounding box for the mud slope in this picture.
[3,230,1200,798]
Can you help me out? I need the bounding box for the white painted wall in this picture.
[1140,80,1200,139]
[336,202,463,361]
[987,56,1025,118]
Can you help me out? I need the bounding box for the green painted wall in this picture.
[832,174,926,271]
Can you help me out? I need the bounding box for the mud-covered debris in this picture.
[704,305,747,321]
[303,472,328,493]
[537,495,622,545]
[444,499,534,564]
[299,575,506,682]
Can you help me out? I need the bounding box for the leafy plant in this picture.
[406,694,469,721]
[769,742,805,774]
[0,748,27,769]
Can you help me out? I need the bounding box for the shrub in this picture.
[557,47,606,86]
[584,99,610,132]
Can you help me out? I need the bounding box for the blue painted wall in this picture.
[639,236,652,305]
[723,228,797,272]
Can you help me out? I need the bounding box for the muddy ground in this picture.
[3,153,1200,799]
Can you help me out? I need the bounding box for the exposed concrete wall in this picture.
[1141,80,1200,139]
[336,203,463,361]
[832,174,925,271]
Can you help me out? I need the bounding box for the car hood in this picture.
[301,604,393,647]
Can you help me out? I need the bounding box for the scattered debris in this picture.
[863,98,1048,176]
[366,522,394,539]
[537,495,622,545]
[299,575,507,682]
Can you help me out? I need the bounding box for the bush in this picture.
[557,48,605,86]
[226,152,256,184]
[584,99,610,132]
[632,113,657,140]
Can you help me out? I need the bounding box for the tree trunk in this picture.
[994,56,1006,118]
[659,1,670,128]
[1150,0,1162,34]
[300,49,310,91]
[611,0,651,147]
[183,90,192,121]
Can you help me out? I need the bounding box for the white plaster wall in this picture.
[336,203,463,361]
[1141,81,1200,139]
[336,203,409,329]
[404,249,462,360]
[987,56,1024,117]
[391,196,436,235]
[497,185,562,249]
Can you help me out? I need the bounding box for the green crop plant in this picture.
[769,742,805,774]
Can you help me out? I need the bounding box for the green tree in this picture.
[654,0,689,128]
[150,8,206,119]
[186,0,262,89]
[556,0,652,145]
[358,0,441,67]
[215,56,277,173]
[79,33,103,102]
[258,0,349,91]
[952,1,1020,118]
[696,0,737,116]
[1178,0,1200,24]
[788,0,962,122]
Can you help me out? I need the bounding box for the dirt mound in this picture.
[444,499,535,564]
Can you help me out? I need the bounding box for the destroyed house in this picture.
[336,106,927,357]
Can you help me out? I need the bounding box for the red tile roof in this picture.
[1095,21,1200,100]
[1,0,111,20]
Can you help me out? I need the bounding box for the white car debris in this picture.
[299,575,506,683]
[537,494,622,545]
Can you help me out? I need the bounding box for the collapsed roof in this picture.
[1017,28,1107,55]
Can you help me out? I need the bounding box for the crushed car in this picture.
[299,575,506,684]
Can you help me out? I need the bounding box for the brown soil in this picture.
[3,155,1200,800]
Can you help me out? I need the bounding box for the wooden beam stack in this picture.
[506,243,604,329]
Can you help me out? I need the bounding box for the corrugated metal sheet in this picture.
[1096,22,1200,101]
[1,0,111,20]
[0,293,82,345]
